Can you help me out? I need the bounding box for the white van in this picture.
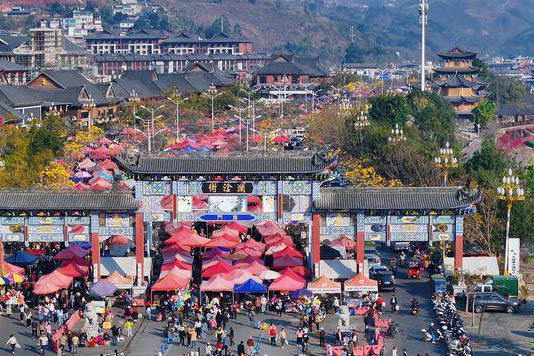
[365,253,381,268]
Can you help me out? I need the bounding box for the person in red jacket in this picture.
[268,324,277,345]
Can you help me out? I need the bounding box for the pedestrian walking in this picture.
[268,324,277,345]
[145,306,151,321]
[319,327,325,347]
[390,295,398,312]
[38,332,48,356]
[71,334,79,354]
[247,309,256,328]
[228,326,235,346]
[279,328,287,349]
[124,319,133,337]
[237,341,245,356]
[5,334,19,355]
[276,300,283,317]
[333,296,340,313]
[222,334,230,356]
[190,327,197,349]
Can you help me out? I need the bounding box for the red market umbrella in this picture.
[99,159,118,170]
[56,263,89,277]
[73,182,90,190]
[204,236,239,249]
[272,135,290,144]
[109,235,132,247]
[161,259,192,271]
[268,275,305,291]
[151,271,190,292]
[226,222,249,234]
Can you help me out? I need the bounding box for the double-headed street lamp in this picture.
[204,83,222,132]
[497,168,525,275]
[167,91,189,142]
[83,95,96,131]
[229,104,252,146]
[279,75,290,124]
[128,89,140,128]
[137,104,164,152]
[434,141,458,186]
[387,123,406,144]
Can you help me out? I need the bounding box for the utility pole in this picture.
[349,26,356,43]
[419,0,429,92]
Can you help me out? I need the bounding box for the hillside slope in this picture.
[147,0,534,62]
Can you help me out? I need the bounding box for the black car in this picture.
[472,292,519,313]
[376,271,396,292]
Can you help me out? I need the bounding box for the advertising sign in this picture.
[508,238,520,276]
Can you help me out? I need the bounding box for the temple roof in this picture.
[438,47,477,59]
[434,66,479,74]
[443,96,483,104]
[116,153,334,175]
[434,73,476,88]
[0,190,139,211]
[314,187,481,211]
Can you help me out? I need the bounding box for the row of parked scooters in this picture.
[422,292,472,355]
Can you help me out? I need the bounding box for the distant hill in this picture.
[150,0,534,63]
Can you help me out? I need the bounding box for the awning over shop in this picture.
[344,273,378,293]
[308,275,341,294]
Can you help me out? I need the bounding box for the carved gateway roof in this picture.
[0,190,139,211]
[314,187,481,211]
[115,153,335,176]
[437,47,477,59]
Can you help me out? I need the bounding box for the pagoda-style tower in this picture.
[433,47,486,117]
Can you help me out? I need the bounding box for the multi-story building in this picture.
[94,52,271,78]
[86,30,252,56]
[253,54,330,86]
[61,11,104,44]
[6,27,89,70]
[433,47,486,117]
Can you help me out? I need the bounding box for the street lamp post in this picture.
[128,89,140,129]
[83,95,95,131]
[354,103,371,148]
[229,104,251,147]
[434,141,458,186]
[139,105,164,152]
[419,0,429,91]
[497,169,525,275]
[387,123,406,144]
[204,83,221,132]
[279,75,290,125]
[167,91,189,142]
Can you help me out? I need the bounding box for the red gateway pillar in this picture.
[312,213,321,266]
[356,212,365,274]
[135,212,145,286]
[454,215,464,270]
[91,231,100,282]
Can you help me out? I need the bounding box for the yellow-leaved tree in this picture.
[339,153,402,187]
[38,161,73,188]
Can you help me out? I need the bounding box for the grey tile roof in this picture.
[437,47,477,59]
[0,35,27,54]
[0,85,43,107]
[117,153,333,175]
[314,187,481,211]
[38,70,91,89]
[434,66,479,74]
[0,59,29,71]
[0,190,139,211]
[435,73,476,88]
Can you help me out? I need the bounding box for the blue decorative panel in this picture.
[0,217,25,225]
[390,233,428,242]
[1,233,24,242]
[254,181,277,195]
[177,212,276,222]
[321,226,355,235]
[282,181,311,195]
[28,234,63,242]
[90,213,100,230]
[282,212,312,223]
[176,181,189,195]
[312,181,321,200]
[68,234,89,242]
[143,181,171,195]
[356,212,365,231]
[28,217,64,225]
[432,215,454,224]
[455,215,464,235]
[391,216,429,224]
[65,216,90,225]
[135,181,143,200]
[325,213,351,227]
[364,216,386,224]
[99,227,134,236]
[28,225,63,234]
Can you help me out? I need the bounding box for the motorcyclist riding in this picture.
[400,251,406,266]
[411,297,419,315]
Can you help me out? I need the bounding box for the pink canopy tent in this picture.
[212,226,240,238]
[273,255,303,269]
[56,263,89,277]
[272,135,290,144]
[73,182,90,190]
[233,246,263,258]
[152,269,190,292]
[99,159,118,170]
[278,267,308,282]
[165,228,197,244]
[232,256,262,266]
[109,235,132,247]
[161,249,193,265]
[273,247,303,259]
[34,270,73,295]
[78,158,96,170]
[225,222,249,234]
[161,259,192,271]
[265,243,289,255]
[203,256,233,269]
[202,260,235,278]
[174,233,210,248]
[3,262,24,274]
[268,275,305,291]
[219,269,262,285]
[237,260,269,276]
[159,266,192,279]
[204,236,239,249]
[54,244,90,260]
[74,171,92,179]
[202,248,230,260]
[200,275,234,292]
[90,178,112,190]
[105,271,133,288]
[236,239,265,252]
[60,257,91,267]
[330,235,355,250]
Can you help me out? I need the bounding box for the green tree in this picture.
[343,43,364,63]
[472,101,496,129]
[368,94,410,126]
